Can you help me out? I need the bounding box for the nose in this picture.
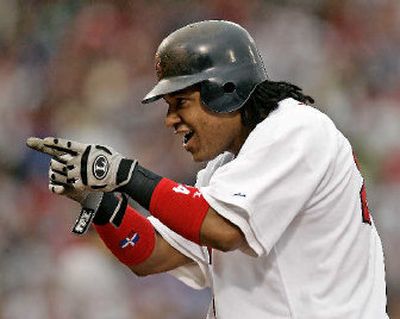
[164,107,181,128]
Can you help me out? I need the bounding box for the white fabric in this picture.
[149,216,211,289]
[151,98,388,319]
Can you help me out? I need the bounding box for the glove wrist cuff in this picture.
[118,164,162,209]
[116,159,137,188]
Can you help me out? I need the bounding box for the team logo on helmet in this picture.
[93,155,109,180]
[155,53,163,80]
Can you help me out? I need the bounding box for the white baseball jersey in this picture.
[150,98,388,318]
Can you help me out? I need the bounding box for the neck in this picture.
[230,126,251,156]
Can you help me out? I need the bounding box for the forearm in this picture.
[25,136,245,252]
[93,193,192,274]
[200,208,246,252]
[130,232,193,276]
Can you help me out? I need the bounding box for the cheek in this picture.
[191,109,242,156]
[197,120,228,150]
[196,117,218,139]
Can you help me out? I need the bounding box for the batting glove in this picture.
[48,155,88,202]
[27,137,137,193]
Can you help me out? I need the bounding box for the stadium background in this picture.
[0,0,399,318]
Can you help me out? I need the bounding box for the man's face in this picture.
[164,87,248,162]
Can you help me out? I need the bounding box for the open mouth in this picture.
[183,130,194,145]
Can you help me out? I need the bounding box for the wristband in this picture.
[149,178,210,244]
[94,194,156,266]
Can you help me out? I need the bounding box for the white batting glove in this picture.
[26,137,118,235]
[48,155,105,235]
[27,137,137,193]
[48,155,90,203]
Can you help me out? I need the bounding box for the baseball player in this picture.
[27,20,388,318]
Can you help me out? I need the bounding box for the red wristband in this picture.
[94,205,156,266]
[149,178,210,244]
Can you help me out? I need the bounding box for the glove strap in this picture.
[71,192,104,235]
[71,191,125,235]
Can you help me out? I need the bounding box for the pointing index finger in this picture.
[26,137,45,151]
[42,137,86,155]
[26,137,65,157]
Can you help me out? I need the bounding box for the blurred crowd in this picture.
[0,0,399,318]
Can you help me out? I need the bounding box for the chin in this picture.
[190,149,219,163]
[191,153,205,162]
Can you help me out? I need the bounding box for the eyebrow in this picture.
[165,91,191,101]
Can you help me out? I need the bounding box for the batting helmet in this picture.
[141,20,268,113]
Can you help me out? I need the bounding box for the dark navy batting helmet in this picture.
[141,20,268,113]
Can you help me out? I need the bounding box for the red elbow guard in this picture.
[149,178,210,244]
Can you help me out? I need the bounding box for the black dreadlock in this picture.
[240,80,315,129]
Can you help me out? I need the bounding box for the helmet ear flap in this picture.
[222,82,237,93]
[200,79,243,113]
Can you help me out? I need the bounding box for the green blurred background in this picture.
[0,0,399,318]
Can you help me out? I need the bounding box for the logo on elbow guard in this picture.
[93,155,109,180]
[120,231,140,249]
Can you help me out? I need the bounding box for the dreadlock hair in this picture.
[240,80,315,129]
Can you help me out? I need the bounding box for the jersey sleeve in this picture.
[148,216,211,289]
[200,104,337,256]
